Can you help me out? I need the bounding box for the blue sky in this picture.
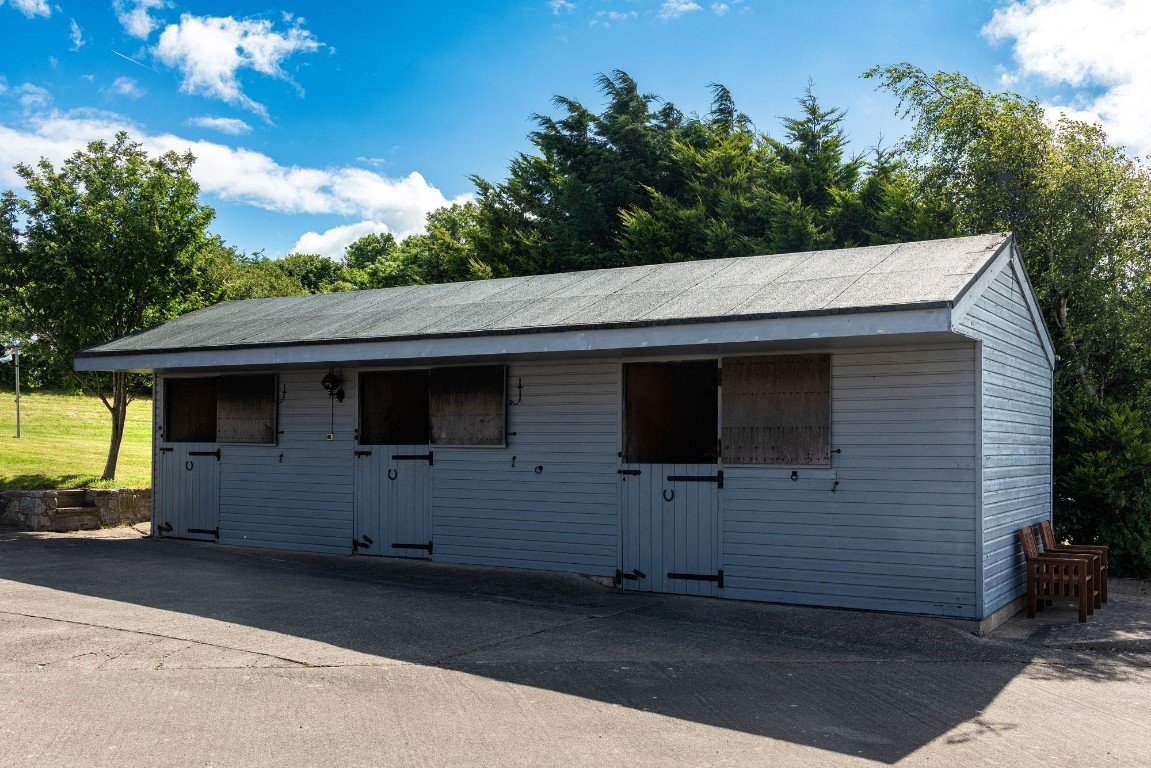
[0,1,1144,258]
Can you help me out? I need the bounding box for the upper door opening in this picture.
[624,360,718,464]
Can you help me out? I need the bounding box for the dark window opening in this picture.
[217,374,278,444]
[165,377,217,443]
[359,370,430,445]
[430,366,506,446]
[721,354,831,465]
[624,361,718,464]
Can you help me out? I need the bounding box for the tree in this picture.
[344,231,396,270]
[276,253,354,293]
[867,63,1151,573]
[0,132,214,480]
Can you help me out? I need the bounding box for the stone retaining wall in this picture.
[0,488,151,532]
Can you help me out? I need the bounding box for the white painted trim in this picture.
[973,340,986,619]
[75,307,953,372]
[950,246,1012,325]
[1009,250,1057,369]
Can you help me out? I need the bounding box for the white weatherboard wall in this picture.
[959,263,1054,615]
[154,344,984,617]
[722,342,980,618]
[430,359,621,575]
[217,370,358,554]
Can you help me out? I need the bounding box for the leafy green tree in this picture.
[277,253,354,293]
[471,70,708,274]
[344,231,397,270]
[191,237,308,302]
[0,132,213,480]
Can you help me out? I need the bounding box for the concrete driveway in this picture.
[1,530,1149,767]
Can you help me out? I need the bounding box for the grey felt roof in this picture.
[79,233,1010,358]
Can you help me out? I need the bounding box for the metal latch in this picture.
[613,568,647,586]
[352,535,374,552]
[354,450,373,457]
[618,469,641,476]
[189,449,221,461]
[187,527,219,539]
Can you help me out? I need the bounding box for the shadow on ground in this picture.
[0,534,1136,764]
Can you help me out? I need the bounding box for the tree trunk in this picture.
[1057,293,1101,405]
[101,371,129,481]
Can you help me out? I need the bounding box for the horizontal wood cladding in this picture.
[431,360,620,575]
[721,343,980,618]
[217,369,357,554]
[959,263,1053,616]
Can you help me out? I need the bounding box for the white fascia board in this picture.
[74,306,953,373]
[950,238,1056,369]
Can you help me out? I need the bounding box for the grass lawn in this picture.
[0,388,152,490]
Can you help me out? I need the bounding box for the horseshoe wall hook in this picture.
[663,488,675,502]
[387,468,398,481]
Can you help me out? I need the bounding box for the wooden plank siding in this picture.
[217,369,358,554]
[430,360,621,575]
[721,343,980,618]
[957,262,1054,616]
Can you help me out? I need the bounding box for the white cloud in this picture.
[69,19,85,51]
[984,0,1151,155]
[1,0,51,19]
[153,14,321,120]
[187,115,252,135]
[17,83,50,110]
[0,110,466,238]
[659,0,702,21]
[592,9,637,26]
[711,2,729,15]
[108,76,146,98]
[0,77,7,96]
[114,0,166,39]
[549,0,576,14]
[292,220,393,260]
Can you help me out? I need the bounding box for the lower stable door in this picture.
[353,445,433,557]
[618,360,723,596]
[353,369,434,558]
[155,443,221,541]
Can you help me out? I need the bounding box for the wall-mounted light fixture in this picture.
[321,370,345,403]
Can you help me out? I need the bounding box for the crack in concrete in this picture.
[0,609,312,668]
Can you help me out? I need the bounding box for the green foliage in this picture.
[344,231,396,270]
[0,132,214,479]
[1056,402,1151,577]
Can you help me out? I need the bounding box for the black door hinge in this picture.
[392,451,433,465]
[352,535,374,552]
[189,449,221,461]
[354,449,373,457]
[618,469,641,476]
[187,527,219,539]
[666,471,723,489]
[667,569,724,588]
[391,540,433,555]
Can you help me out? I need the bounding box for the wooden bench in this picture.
[1019,526,1097,622]
[1038,519,1108,604]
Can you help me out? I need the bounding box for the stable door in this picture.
[353,370,433,557]
[618,361,723,595]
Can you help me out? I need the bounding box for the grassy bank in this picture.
[0,389,152,490]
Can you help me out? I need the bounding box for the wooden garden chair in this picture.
[1038,519,1108,604]
[1019,526,1097,622]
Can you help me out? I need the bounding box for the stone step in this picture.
[50,507,100,532]
[55,489,89,506]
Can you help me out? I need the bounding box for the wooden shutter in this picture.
[722,355,830,465]
[429,366,506,446]
[359,370,430,445]
[217,375,277,444]
[165,377,217,443]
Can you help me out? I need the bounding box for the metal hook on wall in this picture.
[276,383,288,405]
[509,377,524,406]
[663,488,675,502]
